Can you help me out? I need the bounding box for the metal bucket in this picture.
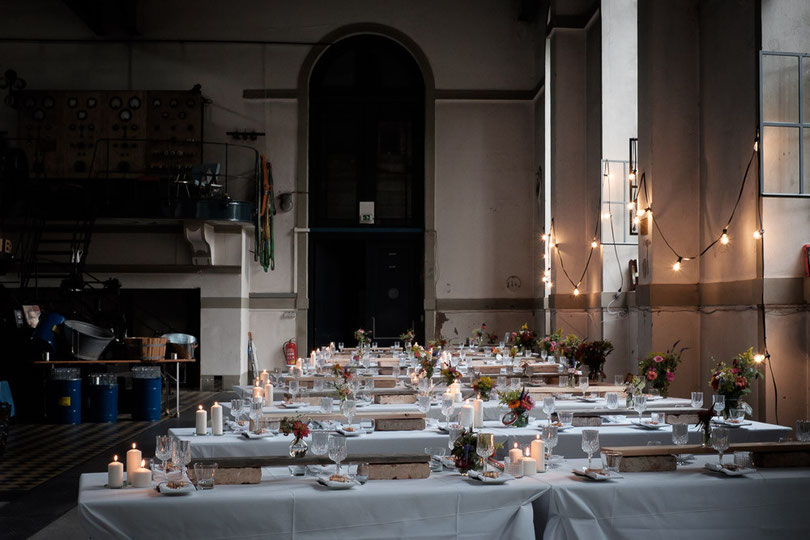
[162,333,198,359]
[64,320,114,360]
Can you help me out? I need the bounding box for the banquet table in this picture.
[77,456,810,539]
[170,419,789,460]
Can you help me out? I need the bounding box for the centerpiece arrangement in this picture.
[560,333,582,360]
[440,363,462,386]
[638,341,687,397]
[624,375,646,407]
[472,323,487,348]
[280,416,311,457]
[538,334,558,357]
[428,337,448,350]
[497,387,535,427]
[413,344,436,379]
[354,328,370,347]
[709,347,762,416]
[471,376,494,401]
[399,329,415,346]
[574,339,614,381]
[510,323,535,352]
[331,363,355,402]
[450,428,504,474]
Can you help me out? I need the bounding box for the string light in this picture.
[541,233,548,242]
[636,208,646,218]
[754,140,758,152]
[754,354,765,363]
[672,257,682,271]
[720,229,729,245]
[627,201,635,210]
[601,211,611,220]
[633,215,640,225]
[753,228,763,240]
[629,171,636,182]
[591,240,598,248]
[573,287,580,296]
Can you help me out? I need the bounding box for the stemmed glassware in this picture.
[249,400,263,432]
[542,425,559,464]
[540,349,548,362]
[691,391,704,408]
[633,395,648,423]
[441,395,456,429]
[172,439,191,476]
[288,379,299,401]
[230,398,243,428]
[543,397,556,426]
[578,376,589,393]
[341,399,357,426]
[155,435,172,473]
[338,342,344,353]
[712,394,725,419]
[711,426,729,465]
[581,429,600,468]
[448,425,465,450]
[328,435,348,475]
[476,433,495,474]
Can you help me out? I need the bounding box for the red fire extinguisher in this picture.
[283,339,297,365]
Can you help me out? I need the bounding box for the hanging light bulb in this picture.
[541,275,548,283]
[544,269,550,278]
[629,171,636,182]
[627,201,635,210]
[754,354,765,363]
[637,208,646,218]
[601,211,611,220]
[541,233,548,242]
[573,287,580,296]
[720,229,729,245]
[754,139,759,152]
[591,240,598,248]
[753,228,764,240]
[633,216,640,225]
[547,281,553,288]
[672,257,682,271]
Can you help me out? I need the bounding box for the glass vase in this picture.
[289,437,308,458]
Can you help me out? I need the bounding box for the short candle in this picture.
[107,455,123,488]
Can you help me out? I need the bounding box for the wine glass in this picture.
[441,395,456,429]
[311,430,329,456]
[327,434,347,475]
[230,398,243,427]
[633,395,648,423]
[172,439,191,476]
[711,426,729,465]
[712,394,725,419]
[540,349,548,362]
[578,376,589,393]
[392,365,401,385]
[342,399,357,426]
[417,394,432,415]
[605,392,619,410]
[448,425,465,450]
[155,435,172,473]
[542,424,559,464]
[542,397,556,426]
[691,391,704,408]
[581,429,600,468]
[476,433,495,474]
[338,342,344,352]
[288,379,299,400]
[249,400,264,432]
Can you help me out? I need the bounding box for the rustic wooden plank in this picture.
[191,454,430,468]
[261,410,426,421]
[189,467,262,485]
[602,441,810,457]
[375,418,425,431]
[367,462,430,480]
[620,455,677,472]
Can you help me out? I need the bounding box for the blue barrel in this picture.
[48,368,81,424]
[132,376,161,421]
[86,374,118,423]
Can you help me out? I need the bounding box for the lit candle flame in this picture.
[514,442,518,449]
[114,455,118,462]
[525,447,531,457]
[141,459,145,468]
[198,405,203,410]
[131,442,136,449]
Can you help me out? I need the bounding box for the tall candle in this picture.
[310,350,316,366]
[108,455,123,488]
[260,370,269,384]
[459,400,474,428]
[522,447,537,475]
[130,459,152,488]
[531,435,545,471]
[264,382,274,404]
[126,443,141,482]
[196,405,207,435]
[509,442,523,464]
[252,381,263,399]
[472,397,484,428]
[211,401,223,436]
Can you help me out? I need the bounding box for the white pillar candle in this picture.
[509,442,523,464]
[531,435,545,471]
[211,402,223,436]
[473,397,484,428]
[252,382,263,399]
[288,364,296,374]
[310,350,316,366]
[459,400,474,428]
[196,405,208,435]
[130,460,152,488]
[260,370,269,385]
[126,443,141,482]
[522,447,537,475]
[108,455,123,488]
[264,382,274,404]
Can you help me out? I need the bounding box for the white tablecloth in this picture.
[78,467,549,540]
[170,420,789,460]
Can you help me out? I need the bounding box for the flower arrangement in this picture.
[486,333,499,345]
[471,376,494,400]
[399,329,415,344]
[709,347,762,412]
[497,387,535,427]
[638,341,687,397]
[560,333,583,359]
[354,328,369,346]
[539,336,557,355]
[510,323,535,351]
[472,323,487,345]
[509,346,519,359]
[574,340,614,381]
[440,363,462,386]
[450,428,504,474]
[413,344,437,379]
[428,338,448,350]
[331,363,353,383]
[696,407,714,446]
[331,363,354,402]
[624,375,646,406]
[280,416,310,458]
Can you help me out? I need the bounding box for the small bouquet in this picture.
[450,428,504,474]
[280,416,310,441]
[331,363,353,383]
[331,363,354,402]
[399,329,415,344]
[472,323,487,345]
[709,347,762,414]
[560,333,582,359]
[639,341,686,397]
[354,328,369,346]
[511,323,535,351]
[509,346,519,359]
[486,333,499,345]
[497,387,535,427]
[440,363,462,386]
[428,338,448,350]
[414,344,437,379]
[471,376,494,400]
[539,336,557,355]
[574,340,614,381]
[695,407,714,446]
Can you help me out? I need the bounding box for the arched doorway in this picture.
[307,34,426,349]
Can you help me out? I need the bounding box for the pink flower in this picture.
[646,369,658,381]
[653,355,664,363]
[665,371,675,382]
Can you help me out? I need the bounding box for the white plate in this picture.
[317,476,359,489]
[673,454,696,464]
[157,482,195,495]
[577,397,599,403]
[712,419,752,428]
[704,462,756,476]
[630,419,665,430]
[336,425,363,437]
[572,467,622,481]
[541,423,571,432]
[467,470,514,484]
[242,430,275,439]
[280,402,308,409]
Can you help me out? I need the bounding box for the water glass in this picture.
[650,412,662,424]
[313,379,324,392]
[476,433,495,473]
[796,420,810,442]
[605,392,619,410]
[542,424,559,461]
[581,430,600,468]
[496,376,507,391]
[601,451,622,473]
[320,397,334,413]
[711,426,730,464]
[311,430,329,456]
[504,457,524,478]
[288,379,299,398]
[193,462,217,490]
[327,435,347,475]
[359,419,375,433]
[733,451,752,469]
[558,411,574,428]
[510,377,522,390]
[691,391,704,408]
[729,408,745,422]
[578,376,589,392]
[671,423,689,445]
[558,375,569,388]
[614,374,625,386]
[425,447,446,472]
[348,462,369,483]
[448,424,465,449]
[417,394,432,414]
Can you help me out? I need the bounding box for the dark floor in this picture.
[0,390,231,539]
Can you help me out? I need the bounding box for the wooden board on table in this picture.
[602,441,810,457]
[262,410,426,421]
[192,454,430,467]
